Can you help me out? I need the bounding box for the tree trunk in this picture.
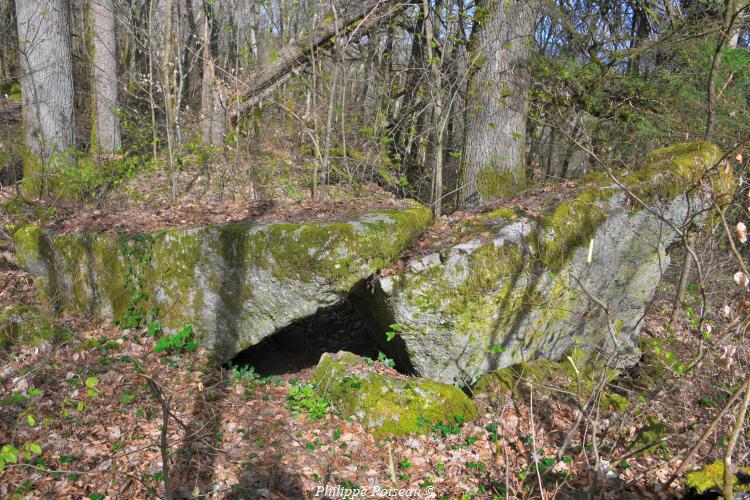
[460,0,536,208]
[200,0,226,148]
[0,0,14,82]
[705,0,736,142]
[162,0,178,201]
[16,0,75,197]
[91,0,121,153]
[425,0,445,217]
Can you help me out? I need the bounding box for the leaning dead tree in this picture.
[230,0,405,117]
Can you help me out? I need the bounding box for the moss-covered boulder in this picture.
[312,351,476,437]
[0,305,55,349]
[352,142,729,384]
[684,461,750,497]
[13,204,431,358]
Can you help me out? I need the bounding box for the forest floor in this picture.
[1,189,747,499]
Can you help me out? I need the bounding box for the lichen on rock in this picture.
[312,351,477,437]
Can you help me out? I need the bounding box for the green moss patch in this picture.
[313,351,477,437]
[473,356,627,413]
[0,305,55,349]
[685,460,750,496]
[628,416,667,455]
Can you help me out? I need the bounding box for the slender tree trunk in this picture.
[671,234,695,323]
[705,0,736,142]
[91,0,121,153]
[147,0,158,163]
[200,0,226,148]
[183,0,203,108]
[161,0,178,201]
[425,0,445,217]
[723,376,750,499]
[319,0,341,201]
[0,0,13,82]
[460,0,536,208]
[249,2,259,64]
[16,0,75,198]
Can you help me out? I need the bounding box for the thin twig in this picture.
[140,374,175,500]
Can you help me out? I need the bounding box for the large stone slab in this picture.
[352,142,732,384]
[13,204,431,358]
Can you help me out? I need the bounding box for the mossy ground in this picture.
[472,355,628,413]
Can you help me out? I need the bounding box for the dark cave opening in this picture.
[230,299,412,377]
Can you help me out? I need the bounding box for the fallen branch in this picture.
[230,0,405,117]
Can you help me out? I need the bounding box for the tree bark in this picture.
[460,0,536,208]
[91,0,121,153]
[16,0,75,197]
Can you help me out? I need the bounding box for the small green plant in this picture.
[85,377,99,397]
[385,323,401,342]
[685,306,699,330]
[0,442,42,471]
[377,351,396,369]
[146,321,162,337]
[230,365,258,381]
[287,383,332,421]
[432,415,465,438]
[153,325,199,353]
[120,392,136,405]
[485,345,505,354]
[486,422,499,441]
